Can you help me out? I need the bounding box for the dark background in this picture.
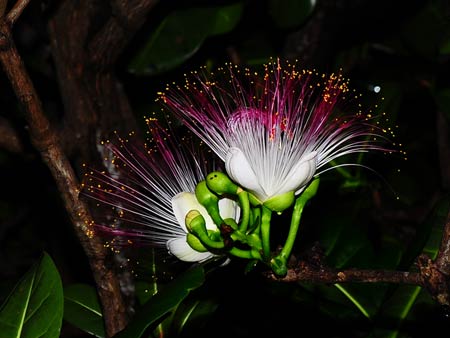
[1,0,449,337]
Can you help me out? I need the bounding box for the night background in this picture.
[1,0,450,337]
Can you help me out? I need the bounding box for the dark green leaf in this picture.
[129,3,243,75]
[170,298,219,336]
[368,197,450,338]
[0,252,63,338]
[114,265,205,338]
[268,0,315,29]
[440,38,450,54]
[434,88,450,123]
[335,284,385,319]
[64,284,105,338]
[209,3,244,36]
[135,281,156,306]
[319,210,370,269]
[399,3,447,59]
[399,197,450,269]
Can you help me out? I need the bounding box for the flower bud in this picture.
[206,171,239,195]
[185,209,207,236]
[186,210,225,249]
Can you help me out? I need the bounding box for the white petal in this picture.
[274,151,318,196]
[218,198,241,221]
[167,237,214,262]
[225,147,267,200]
[171,192,218,232]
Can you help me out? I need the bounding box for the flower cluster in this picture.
[83,59,392,276]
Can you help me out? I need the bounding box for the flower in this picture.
[82,120,239,262]
[158,59,392,206]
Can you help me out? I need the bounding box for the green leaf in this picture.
[209,3,244,36]
[64,284,105,338]
[135,281,156,306]
[399,197,450,269]
[115,265,205,338]
[268,0,315,29]
[170,298,219,336]
[440,38,450,54]
[399,3,447,60]
[368,197,450,338]
[0,252,63,338]
[319,208,370,268]
[434,88,450,123]
[129,3,243,76]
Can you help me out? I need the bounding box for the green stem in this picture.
[249,207,261,234]
[278,196,306,262]
[269,197,305,277]
[196,232,225,249]
[230,231,262,251]
[261,205,272,260]
[229,247,262,260]
[237,190,250,233]
[271,179,320,276]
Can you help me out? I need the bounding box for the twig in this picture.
[0,0,7,17]
[88,0,159,66]
[266,261,423,286]
[0,13,127,338]
[6,0,30,26]
[436,209,450,275]
[267,251,450,306]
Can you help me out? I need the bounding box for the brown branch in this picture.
[0,0,7,17]
[47,0,148,160]
[0,16,127,338]
[267,250,450,306]
[266,260,423,286]
[436,208,450,275]
[433,107,450,280]
[88,0,159,67]
[5,0,30,26]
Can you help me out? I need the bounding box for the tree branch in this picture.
[0,15,127,338]
[436,208,450,275]
[88,0,159,67]
[47,0,144,161]
[6,0,30,26]
[267,263,423,286]
[267,247,450,306]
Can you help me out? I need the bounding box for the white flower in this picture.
[159,60,391,203]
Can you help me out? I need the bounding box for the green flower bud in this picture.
[206,171,239,195]
[263,191,295,213]
[186,233,208,252]
[185,209,207,236]
[195,180,223,225]
[186,210,225,249]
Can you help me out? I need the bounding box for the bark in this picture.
[0,12,127,336]
[47,0,158,164]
